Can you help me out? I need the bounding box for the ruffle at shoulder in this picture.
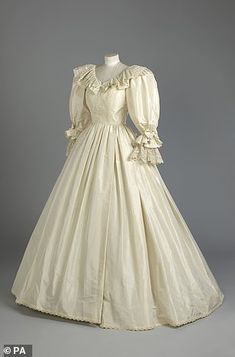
[72,63,154,94]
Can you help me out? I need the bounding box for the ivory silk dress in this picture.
[11,63,224,331]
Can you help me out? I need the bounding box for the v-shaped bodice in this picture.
[65,63,164,165]
[85,85,128,126]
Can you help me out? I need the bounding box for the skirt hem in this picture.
[11,290,224,332]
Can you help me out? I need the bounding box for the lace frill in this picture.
[129,128,164,166]
[65,122,84,156]
[72,63,153,94]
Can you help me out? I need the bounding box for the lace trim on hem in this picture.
[12,291,224,332]
[12,293,100,325]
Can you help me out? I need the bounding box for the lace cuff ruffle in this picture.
[65,124,82,157]
[129,128,163,165]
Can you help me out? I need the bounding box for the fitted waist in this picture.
[91,121,126,127]
[91,117,126,126]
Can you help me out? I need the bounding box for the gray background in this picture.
[0,0,234,356]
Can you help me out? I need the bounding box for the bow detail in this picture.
[129,128,164,165]
[134,128,163,148]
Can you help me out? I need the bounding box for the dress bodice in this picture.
[78,64,153,126]
[85,83,128,126]
[65,63,164,166]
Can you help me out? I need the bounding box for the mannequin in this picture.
[95,53,128,83]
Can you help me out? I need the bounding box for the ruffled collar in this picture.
[72,63,153,94]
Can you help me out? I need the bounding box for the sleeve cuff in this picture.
[65,124,82,140]
[129,128,164,165]
[65,124,83,157]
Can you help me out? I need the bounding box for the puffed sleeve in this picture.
[126,71,163,166]
[65,67,92,156]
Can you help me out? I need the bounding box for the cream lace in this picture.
[129,128,164,165]
[72,63,153,94]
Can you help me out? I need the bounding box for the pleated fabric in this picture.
[11,64,224,331]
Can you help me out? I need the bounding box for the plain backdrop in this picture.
[0,1,234,357]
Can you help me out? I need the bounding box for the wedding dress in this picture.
[11,63,224,331]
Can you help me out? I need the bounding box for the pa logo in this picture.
[3,345,32,356]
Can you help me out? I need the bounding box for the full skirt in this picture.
[11,122,224,331]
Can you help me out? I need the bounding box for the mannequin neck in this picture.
[94,53,128,82]
[104,53,120,66]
